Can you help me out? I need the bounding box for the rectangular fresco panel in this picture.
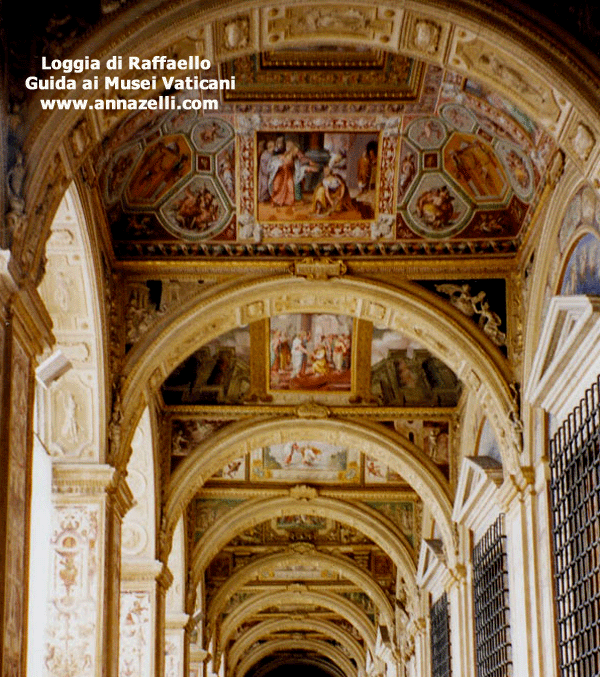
[250,442,360,483]
[161,326,250,404]
[371,327,462,406]
[211,456,246,481]
[270,313,353,392]
[364,454,405,484]
[256,131,378,224]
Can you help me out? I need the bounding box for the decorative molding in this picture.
[289,257,347,280]
[294,400,331,419]
[121,559,163,582]
[416,538,450,601]
[289,484,318,501]
[52,463,117,495]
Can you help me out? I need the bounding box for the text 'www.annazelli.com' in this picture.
[39,96,218,111]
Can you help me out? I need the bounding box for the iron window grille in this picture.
[472,514,512,677]
[430,592,451,677]
[549,375,600,677]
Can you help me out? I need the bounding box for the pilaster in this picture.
[445,562,474,677]
[47,464,133,677]
[0,251,52,677]
[119,559,163,677]
[165,613,189,677]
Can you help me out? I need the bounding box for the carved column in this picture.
[119,560,163,677]
[48,465,133,677]
[0,254,53,677]
[155,565,174,677]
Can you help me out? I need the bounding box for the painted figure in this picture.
[291,331,310,377]
[415,185,455,229]
[312,166,354,215]
[258,140,275,202]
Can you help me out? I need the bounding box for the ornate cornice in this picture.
[52,463,117,495]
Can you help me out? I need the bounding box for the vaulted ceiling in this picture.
[12,1,600,675]
[97,44,527,675]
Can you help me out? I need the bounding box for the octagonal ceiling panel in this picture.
[125,134,193,207]
[159,175,233,240]
[405,173,471,238]
[443,132,509,204]
[407,117,448,150]
[191,117,235,153]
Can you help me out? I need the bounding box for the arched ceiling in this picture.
[97,53,555,260]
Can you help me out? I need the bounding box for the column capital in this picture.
[53,463,117,495]
[52,464,135,517]
[498,467,535,510]
[1,250,53,355]
[166,613,190,630]
[121,559,163,582]
[446,562,468,590]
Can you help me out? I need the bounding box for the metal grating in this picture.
[430,592,451,677]
[472,515,512,677]
[549,375,600,677]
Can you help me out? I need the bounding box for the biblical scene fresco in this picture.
[371,328,462,406]
[234,517,371,547]
[560,233,600,295]
[171,418,232,457]
[390,419,451,479]
[161,326,250,404]
[250,442,360,483]
[192,498,245,542]
[257,563,337,582]
[270,313,353,392]
[256,131,378,224]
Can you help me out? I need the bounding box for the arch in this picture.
[207,549,395,631]
[235,639,357,677]
[191,495,415,587]
[120,275,518,477]
[121,406,157,560]
[37,182,108,463]
[166,416,454,562]
[218,590,377,653]
[228,618,365,673]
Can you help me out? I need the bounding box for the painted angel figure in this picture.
[434,283,486,317]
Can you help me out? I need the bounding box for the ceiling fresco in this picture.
[98,57,555,260]
[160,318,464,413]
